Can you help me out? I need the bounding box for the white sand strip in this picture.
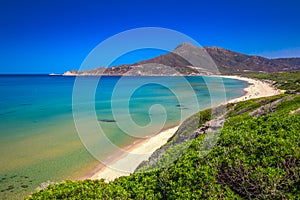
[218,75,283,103]
[89,126,179,182]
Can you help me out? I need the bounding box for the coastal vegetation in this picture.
[27,72,300,199]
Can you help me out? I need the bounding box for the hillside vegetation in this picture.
[27,72,300,199]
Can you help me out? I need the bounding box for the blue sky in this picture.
[1,0,300,74]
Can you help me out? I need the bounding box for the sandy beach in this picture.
[89,126,179,182]
[88,75,282,182]
[219,75,283,103]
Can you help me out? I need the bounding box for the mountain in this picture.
[205,47,300,74]
[63,43,300,76]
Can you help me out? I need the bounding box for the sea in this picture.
[0,75,248,199]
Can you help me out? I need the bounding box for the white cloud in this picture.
[255,47,300,59]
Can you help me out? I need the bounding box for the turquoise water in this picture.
[0,75,248,199]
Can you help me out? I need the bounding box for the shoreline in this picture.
[88,126,179,182]
[217,75,283,103]
[85,75,282,182]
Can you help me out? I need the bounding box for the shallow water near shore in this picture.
[0,75,248,199]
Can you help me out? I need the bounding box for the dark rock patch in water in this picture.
[98,119,116,123]
[0,110,17,116]
[19,103,32,106]
[176,104,188,109]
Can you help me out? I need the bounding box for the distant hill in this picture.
[63,43,300,76]
[205,47,300,74]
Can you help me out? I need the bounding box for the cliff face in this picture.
[63,43,300,76]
